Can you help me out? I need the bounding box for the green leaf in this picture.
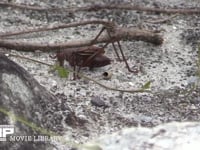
[141,81,151,90]
[56,66,69,78]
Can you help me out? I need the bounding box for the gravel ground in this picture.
[0,0,200,149]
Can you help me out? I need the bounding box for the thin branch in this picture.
[145,14,179,24]
[0,2,199,14]
[8,53,151,94]
[0,20,113,38]
[8,53,51,66]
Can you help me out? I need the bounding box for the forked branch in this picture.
[0,20,163,52]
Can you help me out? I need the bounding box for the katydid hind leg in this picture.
[117,41,136,73]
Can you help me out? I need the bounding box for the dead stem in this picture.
[8,53,151,94]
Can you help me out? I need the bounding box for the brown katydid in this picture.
[52,45,111,79]
[52,23,139,79]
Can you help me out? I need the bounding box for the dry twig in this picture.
[145,14,179,24]
[0,20,111,38]
[0,2,199,14]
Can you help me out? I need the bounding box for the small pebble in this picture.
[91,96,109,109]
